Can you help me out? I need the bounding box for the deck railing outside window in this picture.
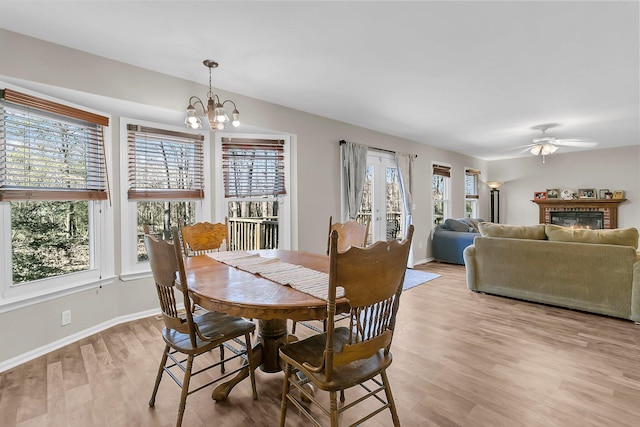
[228,217,279,251]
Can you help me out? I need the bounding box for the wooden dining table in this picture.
[183,249,345,400]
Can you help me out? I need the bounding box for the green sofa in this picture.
[463,223,640,322]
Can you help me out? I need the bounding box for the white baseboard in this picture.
[0,307,165,373]
[413,257,432,266]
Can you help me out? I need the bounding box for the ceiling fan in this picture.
[527,124,598,162]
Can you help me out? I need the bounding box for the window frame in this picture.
[214,133,291,250]
[464,168,480,218]
[432,162,451,229]
[119,118,211,280]
[0,84,114,311]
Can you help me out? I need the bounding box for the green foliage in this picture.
[11,201,89,284]
[136,201,195,261]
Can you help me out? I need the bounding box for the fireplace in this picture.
[532,198,626,229]
[550,211,604,229]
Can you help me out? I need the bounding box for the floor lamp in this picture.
[487,181,503,223]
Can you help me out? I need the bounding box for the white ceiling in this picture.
[1,1,638,160]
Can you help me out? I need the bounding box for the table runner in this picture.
[207,251,343,300]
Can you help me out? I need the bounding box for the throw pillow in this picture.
[444,218,473,232]
[545,224,639,249]
[478,222,547,240]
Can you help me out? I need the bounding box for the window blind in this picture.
[222,137,286,198]
[0,89,109,201]
[433,164,451,178]
[465,168,480,199]
[127,124,205,200]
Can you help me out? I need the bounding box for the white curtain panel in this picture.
[341,141,368,220]
[395,152,415,267]
[395,152,414,228]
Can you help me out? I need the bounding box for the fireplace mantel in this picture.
[532,198,627,229]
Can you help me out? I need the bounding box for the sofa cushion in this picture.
[478,222,547,240]
[545,224,639,249]
[459,217,484,232]
[444,218,473,232]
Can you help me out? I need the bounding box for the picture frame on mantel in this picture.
[546,189,559,199]
[534,191,546,200]
[578,188,596,199]
[599,189,610,199]
[613,190,625,199]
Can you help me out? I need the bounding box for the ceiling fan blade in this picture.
[532,136,555,144]
[554,138,598,147]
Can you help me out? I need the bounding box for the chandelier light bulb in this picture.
[232,109,240,127]
[185,105,202,129]
[217,122,225,130]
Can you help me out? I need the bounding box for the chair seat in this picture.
[162,311,255,354]
[279,326,392,392]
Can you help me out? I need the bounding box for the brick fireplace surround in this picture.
[532,198,627,229]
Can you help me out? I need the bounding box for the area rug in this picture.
[402,268,440,291]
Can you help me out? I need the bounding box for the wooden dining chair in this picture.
[144,226,258,427]
[279,225,414,427]
[326,215,370,255]
[179,218,256,340]
[292,215,371,335]
[179,218,229,256]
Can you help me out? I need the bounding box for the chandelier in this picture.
[185,60,239,131]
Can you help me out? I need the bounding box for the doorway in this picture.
[358,152,404,245]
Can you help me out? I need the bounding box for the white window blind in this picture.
[127,124,204,200]
[465,168,480,199]
[0,88,109,201]
[222,137,286,198]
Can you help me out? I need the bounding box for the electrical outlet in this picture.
[61,310,71,326]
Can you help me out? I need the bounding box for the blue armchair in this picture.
[432,218,483,265]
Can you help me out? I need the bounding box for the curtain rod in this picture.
[339,140,417,158]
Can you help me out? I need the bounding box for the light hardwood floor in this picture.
[2,262,640,426]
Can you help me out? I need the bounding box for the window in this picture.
[121,120,209,278]
[216,136,289,251]
[465,168,480,218]
[432,163,450,228]
[0,87,113,305]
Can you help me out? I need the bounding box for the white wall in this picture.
[488,145,640,232]
[0,29,485,367]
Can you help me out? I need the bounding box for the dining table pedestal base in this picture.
[258,318,297,373]
[210,318,298,401]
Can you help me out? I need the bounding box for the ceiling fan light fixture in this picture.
[530,145,543,156]
[542,143,558,155]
